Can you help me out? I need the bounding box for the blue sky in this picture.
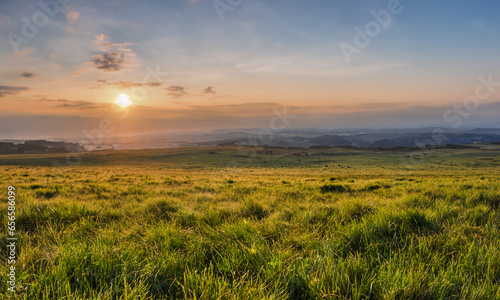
[0,0,499,138]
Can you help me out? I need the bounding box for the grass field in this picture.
[1,145,500,299]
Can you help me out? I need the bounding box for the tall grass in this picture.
[0,147,499,299]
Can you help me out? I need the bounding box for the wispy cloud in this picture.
[66,11,80,25]
[93,34,133,52]
[14,48,35,57]
[65,11,83,34]
[166,86,189,98]
[96,80,162,89]
[38,97,111,110]
[204,86,216,94]
[20,72,37,78]
[235,54,411,77]
[0,85,29,97]
[58,101,103,109]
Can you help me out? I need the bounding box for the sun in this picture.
[117,93,131,107]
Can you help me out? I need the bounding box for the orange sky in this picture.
[1,0,500,138]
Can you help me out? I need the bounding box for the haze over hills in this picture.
[0,140,85,155]
[2,128,500,154]
[78,127,500,149]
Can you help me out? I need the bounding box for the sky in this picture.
[1,0,500,139]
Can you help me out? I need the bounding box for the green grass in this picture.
[0,145,500,299]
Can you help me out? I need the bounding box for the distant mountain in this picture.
[367,132,500,148]
[307,135,354,147]
[17,128,500,150]
[207,128,500,149]
[0,140,85,155]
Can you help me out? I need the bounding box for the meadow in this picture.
[1,145,500,299]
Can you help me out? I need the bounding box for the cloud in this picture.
[92,52,126,71]
[38,97,110,110]
[65,11,83,34]
[58,101,102,109]
[166,86,189,98]
[14,48,35,57]
[0,85,29,97]
[235,54,411,77]
[204,86,216,94]
[93,34,133,52]
[66,11,80,25]
[20,72,36,78]
[38,97,68,102]
[73,34,137,74]
[97,80,162,89]
[186,102,297,117]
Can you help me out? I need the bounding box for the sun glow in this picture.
[117,94,131,107]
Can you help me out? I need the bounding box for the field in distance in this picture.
[1,145,500,299]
